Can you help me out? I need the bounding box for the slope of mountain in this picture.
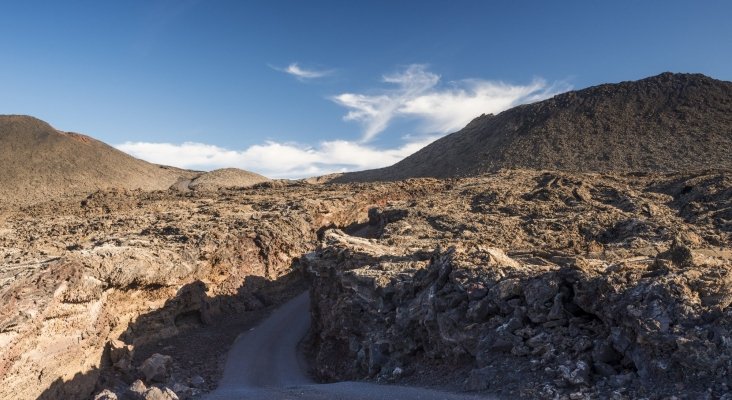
[188,168,269,191]
[0,115,195,207]
[333,72,732,182]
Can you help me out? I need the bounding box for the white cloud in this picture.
[117,65,570,179]
[332,64,570,142]
[116,137,437,179]
[274,62,333,80]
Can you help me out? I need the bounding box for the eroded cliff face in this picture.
[0,182,409,400]
[305,170,732,399]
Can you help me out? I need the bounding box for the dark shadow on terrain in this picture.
[316,206,413,241]
[304,248,642,397]
[341,207,410,239]
[38,264,308,400]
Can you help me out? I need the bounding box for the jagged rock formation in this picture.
[0,115,197,207]
[0,182,407,400]
[334,73,732,182]
[1,73,732,399]
[305,170,732,398]
[0,169,730,399]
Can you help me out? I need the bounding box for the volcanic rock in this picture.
[0,179,406,399]
[142,387,178,400]
[334,73,732,182]
[186,168,269,191]
[139,354,173,383]
[94,389,119,400]
[0,115,195,207]
[0,129,729,399]
[305,170,732,398]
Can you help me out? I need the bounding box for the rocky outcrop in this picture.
[1,169,730,399]
[306,170,732,398]
[140,354,173,383]
[0,181,409,399]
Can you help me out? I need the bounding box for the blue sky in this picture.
[1,1,731,177]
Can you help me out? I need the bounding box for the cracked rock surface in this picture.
[0,169,730,399]
[305,170,732,399]
[0,181,408,400]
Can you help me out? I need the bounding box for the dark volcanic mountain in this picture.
[334,72,732,182]
[0,115,195,206]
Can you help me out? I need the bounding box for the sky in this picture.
[1,1,731,178]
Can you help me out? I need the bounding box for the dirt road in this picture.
[206,292,489,400]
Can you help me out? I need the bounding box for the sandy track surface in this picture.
[207,292,489,400]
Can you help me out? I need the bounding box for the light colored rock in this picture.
[94,389,118,400]
[139,354,173,383]
[109,339,134,371]
[129,379,148,397]
[143,387,179,400]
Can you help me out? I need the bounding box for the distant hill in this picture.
[333,72,732,182]
[0,115,195,206]
[185,168,269,191]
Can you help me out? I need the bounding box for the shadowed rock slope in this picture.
[334,73,732,182]
[0,181,405,400]
[306,170,732,399]
[0,115,194,207]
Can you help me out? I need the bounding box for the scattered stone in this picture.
[609,372,635,388]
[94,389,118,400]
[143,387,179,400]
[109,339,135,372]
[559,361,591,386]
[463,367,491,391]
[171,383,192,400]
[126,379,148,400]
[188,375,205,389]
[569,391,588,400]
[139,354,173,383]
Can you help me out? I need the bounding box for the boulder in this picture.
[94,389,118,400]
[109,339,135,371]
[126,379,147,399]
[143,387,178,400]
[139,354,173,383]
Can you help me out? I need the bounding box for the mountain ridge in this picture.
[332,72,732,182]
[0,115,277,208]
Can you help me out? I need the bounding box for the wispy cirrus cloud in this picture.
[272,62,334,80]
[332,64,570,142]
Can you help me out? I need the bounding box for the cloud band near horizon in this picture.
[116,137,438,178]
[117,65,570,179]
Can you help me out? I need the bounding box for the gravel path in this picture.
[206,292,489,400]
